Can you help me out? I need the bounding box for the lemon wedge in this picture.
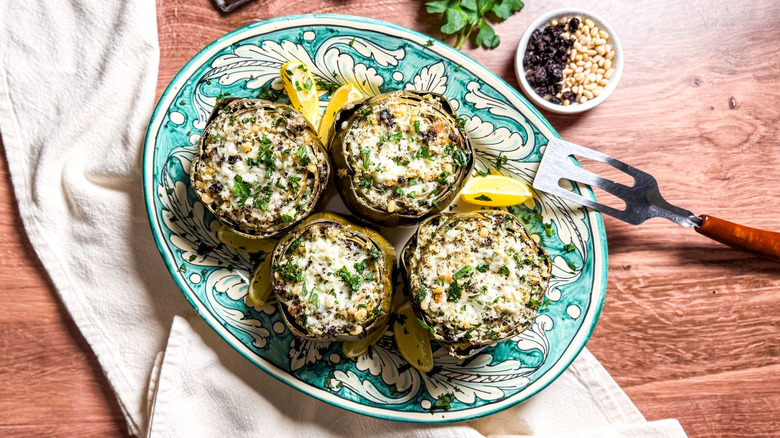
[393,301,433,373]
[280,61,319,126]
[215,224,277,253]
[459,175,533,207]
[342,321,388,358]
[317,84,362,144]
[248,258,273,308]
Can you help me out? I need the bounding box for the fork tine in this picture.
[545,138,658,184]
[534,178,644,224]
[559,165,633,200]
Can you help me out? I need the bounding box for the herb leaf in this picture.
[424,0,525,50]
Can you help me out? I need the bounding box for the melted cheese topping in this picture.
[193,101,324,233]
[340,93,469,215]
[408,213,550,344]
[275,224,385,337]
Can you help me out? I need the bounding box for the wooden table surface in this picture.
[2,0,779,436]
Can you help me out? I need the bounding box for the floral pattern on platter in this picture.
[144,15,607,422]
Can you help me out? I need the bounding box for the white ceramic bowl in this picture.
[515,8,623,114]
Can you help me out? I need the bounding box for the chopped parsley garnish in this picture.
[475,264,489,273]
[495,153,508,171]
[360,148,371,169]
[415,284,428,303]
[476,169,489,177]
[378,132,403,143]
[414,120,421,133]
[279,262,303,283]
[358,178,373,189]
[408,178,418,186]
[337,266,362,297]
[453,147,470,167]
[447,279,467,302]
[394,187,404,196]
[308,292,319,305]
[370,247,382,260]
[417,318,435,335]
[543,222,555,237]
[567,261,577,271]
[302,77,313,93]
[497,265,510,276]
[452,266,473,279]
[430,393,455,413]
[287,175,302,191]
[232,175,251,200]
[435,171,450,186]
[285,239,301,255]
[281,214,294,222]
[296,145,310,166]
[474,194,492,202]
[393,157,410,166]
[564,243,576,252]
[424,39,435,48]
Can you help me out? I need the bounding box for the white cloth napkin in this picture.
[0,1,686,437]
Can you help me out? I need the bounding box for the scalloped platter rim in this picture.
[142,14,608,422]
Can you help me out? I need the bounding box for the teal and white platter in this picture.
[143,14,607,422]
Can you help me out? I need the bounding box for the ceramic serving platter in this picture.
[143,14,607,422]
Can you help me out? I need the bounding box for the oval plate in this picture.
[143,14,607,422]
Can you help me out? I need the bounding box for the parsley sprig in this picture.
[424,0,525,50]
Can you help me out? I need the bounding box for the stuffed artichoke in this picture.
[270,212,395,341]
[191,98,329,239]
[328,91,474,227]
[400,211,552,358]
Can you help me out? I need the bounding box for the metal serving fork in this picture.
[533,139,780,261]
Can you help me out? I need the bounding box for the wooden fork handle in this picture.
[695,214,780,262]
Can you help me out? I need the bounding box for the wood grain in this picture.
[2,0,780,437]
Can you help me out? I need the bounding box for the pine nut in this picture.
[563,68,573,75]
[587,49,597,56]
[605,44,612,53]
[597,67,605,74]
[240,144,252,153]
[599,30,609,39]
[592,88,602,97]
[596,73,603,81]
[571,85,579,94]
[563,99,570,106]
[595,38,606,46]
[569,62,577,70]
[583,90,594,99]
[604,59,612,70]
[606,50,615,60]
[551,19,559,26]
[604,68,614,79]
[585,18,595,28]
[584,82,597,90]
[583,61,592,69]
[588,73,597,82]
[387,200,396,213]
[573,41,582,51]
[201,193,214,204]
[598,58,605,67]
[582,25,590,35]
[598,78,609,86]
[575,53,583,61]
[579,96,588,104]
[596,45,606,56]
